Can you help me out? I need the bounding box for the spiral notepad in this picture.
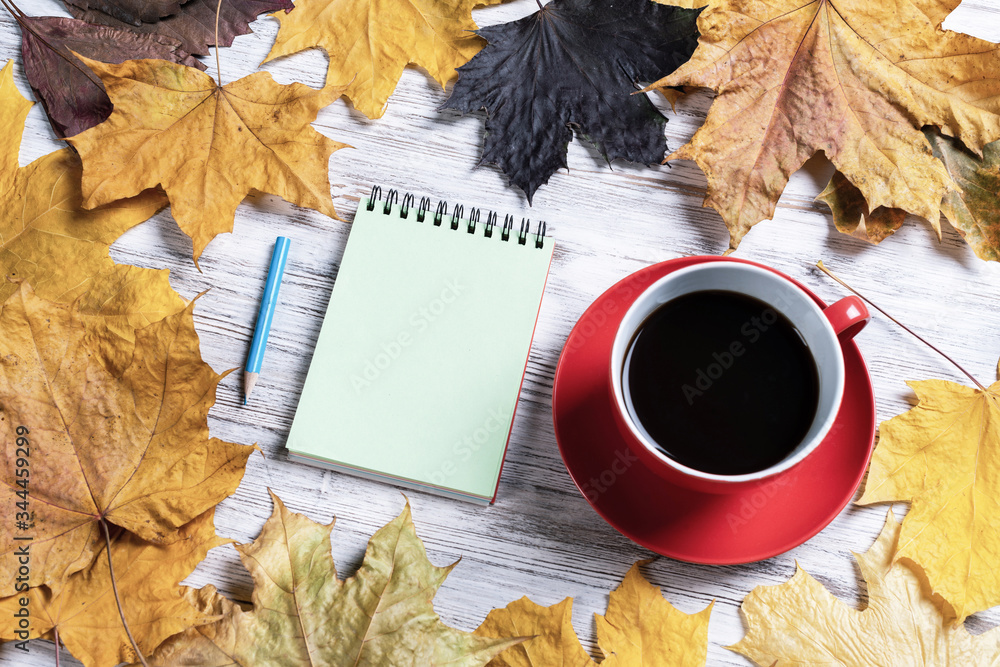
[287,187,554,504]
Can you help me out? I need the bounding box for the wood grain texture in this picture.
[2,1,1000,664]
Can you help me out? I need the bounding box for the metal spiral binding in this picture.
[366,187,548,249]
[367,185,382,210]
[383,189,398,214]
[434,200,448,226]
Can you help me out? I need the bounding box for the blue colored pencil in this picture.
[244,237,291,405]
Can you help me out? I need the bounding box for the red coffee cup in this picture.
[608,262,869,494]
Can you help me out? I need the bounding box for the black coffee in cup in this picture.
[622,290,819,475]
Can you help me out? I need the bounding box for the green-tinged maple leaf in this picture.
[443,0,701,202]
[143,491,520,665]
[819,131,1000,261]
[930,133,1000,262]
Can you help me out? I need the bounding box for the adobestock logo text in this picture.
[427,406,509,486]
[681,297,791,405]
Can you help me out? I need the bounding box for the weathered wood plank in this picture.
[1,1,999,664]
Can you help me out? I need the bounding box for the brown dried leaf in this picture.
[62,0,182,25]
[816,171,906,244]
[17,13,202,138]
[651,0,1000,251]
[0,286,255,596]
[0,510,227,667]
[66,0,295,56]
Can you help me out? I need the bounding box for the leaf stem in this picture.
[816,261,987,391]
[214,0,223,86]
[100,519,149,667]
[54,626,60,667]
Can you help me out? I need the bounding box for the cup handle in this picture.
[823,296,870,340]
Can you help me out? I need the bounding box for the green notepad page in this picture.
[287,194,554,504]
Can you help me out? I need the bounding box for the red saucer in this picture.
[552,256,875,564]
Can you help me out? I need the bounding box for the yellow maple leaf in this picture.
[74,264,189,376]
[0,286,256,596]
[475,561,711,666]
[0,60,176,309]
[858,372,1000,622]
[263,0,498,119]
[0,509,226,667]
[66,56,348,263]
[650,0,1000,251]
[597,562,712,666]
[141,491,519,665]
[730,511,1000,665]
[476,597,594,666]
[0,60,31,189]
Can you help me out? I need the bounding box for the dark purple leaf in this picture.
[66,0,295,56]
[63,0,183,25]
[443,0,701,202]
[16,14,203,137]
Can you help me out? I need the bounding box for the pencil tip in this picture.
[243,371,259,406]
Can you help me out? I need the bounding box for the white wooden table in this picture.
[3,1,1000,663]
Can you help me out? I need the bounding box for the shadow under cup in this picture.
[608,263,869,494]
